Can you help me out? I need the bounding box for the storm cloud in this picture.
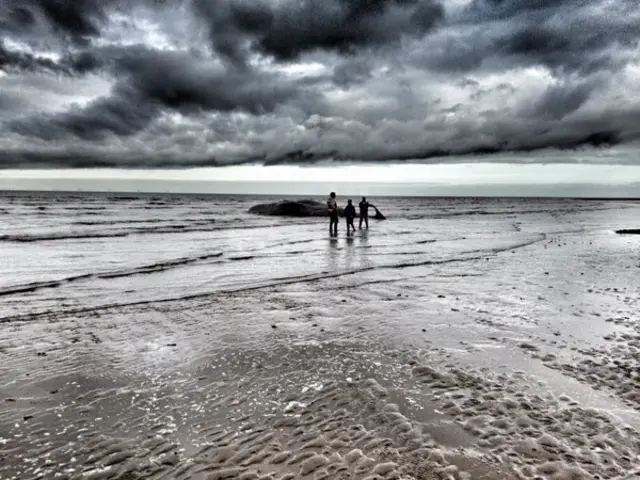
[0,0,639,168]
[194,0,444,65]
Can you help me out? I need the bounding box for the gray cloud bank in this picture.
[0,0,639,168]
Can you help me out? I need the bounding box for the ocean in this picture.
[1,191,640,479]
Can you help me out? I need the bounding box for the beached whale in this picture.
[249,200,386,219]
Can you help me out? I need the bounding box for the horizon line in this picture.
[2,188,640,201]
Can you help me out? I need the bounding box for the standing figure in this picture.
[345,199,356,236]
[327,192,339,236]
[359,196,374,229]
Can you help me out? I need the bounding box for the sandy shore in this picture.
[1,339,516,480]
[3,279,640,479]
[3,195,640,479]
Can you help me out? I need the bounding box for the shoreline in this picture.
[3,187,640,201]
[2,195,640,478]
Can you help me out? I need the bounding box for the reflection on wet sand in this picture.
[2,194,640,478]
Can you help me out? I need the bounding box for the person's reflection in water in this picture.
[327,234,340,271]
[344,235,355,269]
[356,228,373,269]
[359,228,369,244]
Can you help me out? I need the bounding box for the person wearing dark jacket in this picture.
[359,197,374,229]
[344,199,356,236]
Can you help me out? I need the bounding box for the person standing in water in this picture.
[344,199,357,236]
[359,196,374,229]
[327,192,339,236]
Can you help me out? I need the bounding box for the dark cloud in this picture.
[63,50,104,74]
[525,79,601,121]
[260,131,624,166]
[0,149,224,169]
[0,0,639,168]
[257,0,444,60]
[10,86,159,141]
[456,77,480,89]
[1,0,172,46]
[7,46,309,141]
[415,0,639,77]
[112,47,304,114]
[34,0,103,44]
[195,0,444,65]
[0,41,66,74]
[0,6,36,32]
[0,0,106,45]
[0,129,631,170]
[0,92,30,115]
[496,21,637,76]
[332,59,374,87]
[464,0,580,21]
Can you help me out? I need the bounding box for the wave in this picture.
[362,250,438,256]
[107,196,140,201]
[405,205,618,220]
[0,253,487,324]
[0,252,223,297]
[229,256,255,261]
[70,217,218,227]
[98,253,223,279]
[62,207,108,211]
[0,230,555,324]
[0,223,259,243]
[270,238,316,248]
[0,275,92,297]
[238,238,318,256]
[1,214,308,243]
[0,232,131,242]
[71,219,165,226]
[462,234,547,256]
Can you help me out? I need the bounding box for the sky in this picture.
[0,0,640,193]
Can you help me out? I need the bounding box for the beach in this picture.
[1,192,640,479]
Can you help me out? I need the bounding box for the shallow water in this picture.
[2,192,640,479]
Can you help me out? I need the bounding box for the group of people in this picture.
[327,192,375,237]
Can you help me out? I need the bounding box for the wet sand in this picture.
[2,194,640,479]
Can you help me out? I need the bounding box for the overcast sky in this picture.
[1,0,639,178]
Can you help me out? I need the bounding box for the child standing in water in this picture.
[344,199,356,236]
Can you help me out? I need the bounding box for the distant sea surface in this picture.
[2,176,640,197]
[1,190,639,321]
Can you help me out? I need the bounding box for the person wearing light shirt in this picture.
[327,191,339,236]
